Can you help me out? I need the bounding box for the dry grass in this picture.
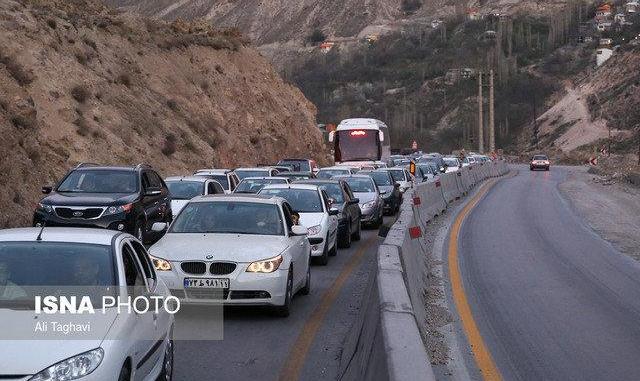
[0,52,34,86]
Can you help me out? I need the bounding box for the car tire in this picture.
[274,268,293,317]
[300,262,311,296]
[157,337,174,381]
[338,224,352,249]
[329,236,338,256]
[118,363,131,381]
[352,220,361,241]
[375,212,383,228]
[316,239,330,265]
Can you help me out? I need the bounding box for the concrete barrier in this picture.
[412,181,447,224]
[440,172,461,203]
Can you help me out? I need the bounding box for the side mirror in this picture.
[42,186,53,194]
[291,225,309,236]
[328,207,340,216]
[328,197,336,205]
[394,182,400,189]
[151,222,167,232]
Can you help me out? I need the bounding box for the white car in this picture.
[0,227,174,381]
[259,184,339,265]
[316,166,358,179]
[383,168,414,193]
[192,169,240,194]
[443,157,462,173]
[165,176,225,215]
[233,177,290,194]
[148,195,311,317]
[234,167,280,180]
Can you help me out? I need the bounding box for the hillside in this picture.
[0,0,326,228]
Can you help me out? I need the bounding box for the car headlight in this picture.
[246,254,283,273]
[360,201,376,209]
[37,203,53,214]
[307,225,322,235]
[29,348,104,381]
[103,203,133,216]
[150,254,172,271]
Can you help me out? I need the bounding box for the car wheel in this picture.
[118,363,131,381]
[352,220,361,241]
[375,211,383,228]
[300,262,311,296]
[329,235,338,256]
[338,223,351,249]
[316,238,329,265]
[157,337,174,381]
[274,268,293,317]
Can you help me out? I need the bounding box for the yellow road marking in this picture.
[449,179,503,381]
[278,234,378,381]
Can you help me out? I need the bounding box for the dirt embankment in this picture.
[0,0,327,228]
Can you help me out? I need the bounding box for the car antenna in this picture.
[36,215,48,242]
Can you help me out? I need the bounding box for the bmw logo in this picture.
[205,254,214,260]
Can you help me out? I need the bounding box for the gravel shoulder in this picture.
[558,165,640,260]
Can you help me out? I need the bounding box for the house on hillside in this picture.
[599,37,613,46]
[614,13,627,23]
[319,41,335,53]
[365,34,379,44]
[431,19,443,29]
[596,48,613,66]
[596,21,613,31]
[466,8,481,20]
[596,3,613,20]
[626,1,638,13]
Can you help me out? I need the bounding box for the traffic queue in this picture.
[1,138,493,380]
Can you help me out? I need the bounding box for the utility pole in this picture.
[478,71,484,153]
[489,69,495,153]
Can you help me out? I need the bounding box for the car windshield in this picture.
[196,174,229,190]
[57,170,138,193]
[418,165,434,175]
[281,173,311,180]
[444,158,458,166]
[0,242,116,309]
[388,170,405,182]
[364,172,392,186]
[170,202,284,236]
[533,155,548,161]
[166,181,204,200]
[343,178,376,193]
[235,179,287,193]
[259,188,323,213]
[317,169,348,179]
[393,159,410,166]
[278,160,310,172]
[235,170,270,180]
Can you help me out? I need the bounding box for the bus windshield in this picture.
[335,130,380,162]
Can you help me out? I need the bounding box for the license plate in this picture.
[183,278,229,289]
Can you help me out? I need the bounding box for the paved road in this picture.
[457,166,640,380]
[172,221,386,381]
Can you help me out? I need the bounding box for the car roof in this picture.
[319,166,352,171]
[240,177,288,181]
[261,183,320,191]
[295,179,342,184]
[189,194,281,205]
[0,227,121,246]
[194,169,232,174]
[165,176,209,183]
[278,158,310,162]
[235,167,274,171]
[74,166,138,172]
[333,174,374,180]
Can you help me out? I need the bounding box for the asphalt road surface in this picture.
[457,166,640,380]
[172,220,386,381]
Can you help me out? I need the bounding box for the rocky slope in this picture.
[0,0,326,228]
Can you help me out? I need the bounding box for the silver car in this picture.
[0,228,174,381]
[333,175,384,228]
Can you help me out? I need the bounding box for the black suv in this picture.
[33,163,172,244]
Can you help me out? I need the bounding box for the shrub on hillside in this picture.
[161,134,177,156]
[0,53,34,86]
[401,0,422,14]
[306,29,326,46]
[71,85,91,103]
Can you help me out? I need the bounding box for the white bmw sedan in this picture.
[148,195,311,317]
[0,227,174,381]
[259,184,339,266]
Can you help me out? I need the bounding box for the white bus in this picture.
[328,118,391,166]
